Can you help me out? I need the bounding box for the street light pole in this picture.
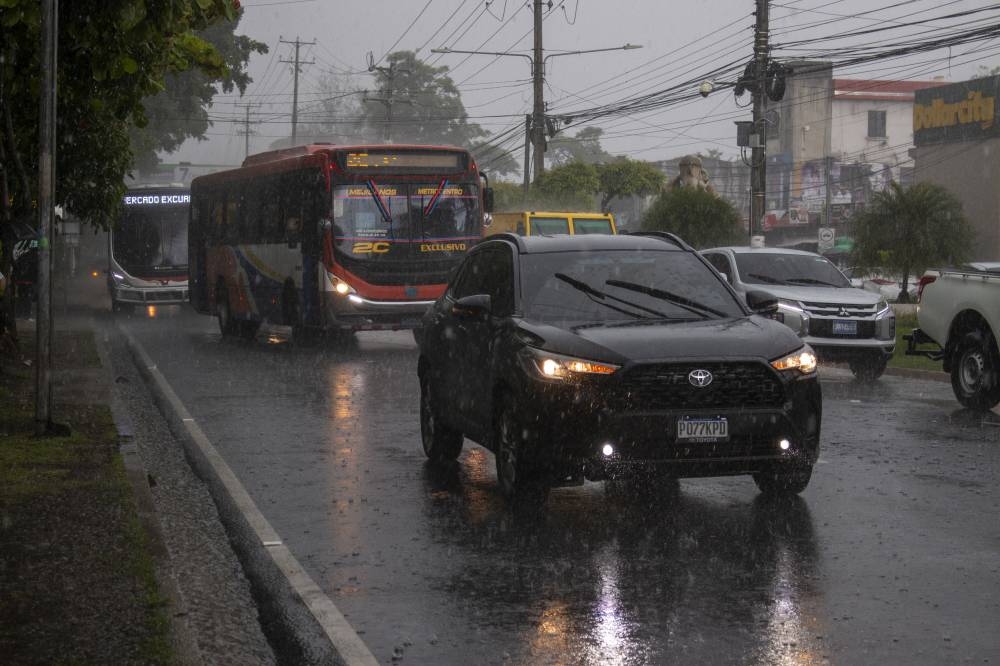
[431,39,641,182]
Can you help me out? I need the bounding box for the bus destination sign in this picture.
[123,193,191,206]
[343,151,463,171]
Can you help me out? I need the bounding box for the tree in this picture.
[0,0,248,351]
[849,181,971,303]
[469,140,520,179]
[641,187,744,248]
[596,158,665,212]
[130,17,266,173]
[295,71,368,146]
[361,51,487,147]
[548,126,612,166]
[531,161,600,210]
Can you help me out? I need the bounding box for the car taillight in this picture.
[916,275,936,302]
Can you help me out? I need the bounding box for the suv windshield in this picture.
[520,250,744,326]
[735,252,851,287]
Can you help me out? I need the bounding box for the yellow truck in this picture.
[484,211,617,237]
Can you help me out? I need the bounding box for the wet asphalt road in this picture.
[120,305,999,665]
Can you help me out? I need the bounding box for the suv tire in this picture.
[849,353,888,382]
[753,463,812,495]
[419,373,463,461]
[495,394,549,505]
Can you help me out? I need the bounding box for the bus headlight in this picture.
[326,272,355,296]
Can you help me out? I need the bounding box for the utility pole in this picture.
[35,0,57,435]
[750,0,770,239]
[279,37,315,146]
[532,0,546,179]
[364,59,412,143]
[523,114,532,195]
[236,103,259,159]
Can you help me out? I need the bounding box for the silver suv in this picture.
[702,247,895,381]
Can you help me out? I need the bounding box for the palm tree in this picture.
[849,181,972,303]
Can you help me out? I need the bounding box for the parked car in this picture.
[417,232,822,504]
[841,267,918,302]
[701,247,895,381]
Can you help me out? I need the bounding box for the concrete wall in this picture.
[913,139,1000,261]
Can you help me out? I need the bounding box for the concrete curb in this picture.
[119,325,378,666]
[93,325,205,666]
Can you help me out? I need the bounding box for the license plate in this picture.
[677,417,729,442]
[832,319,857,335]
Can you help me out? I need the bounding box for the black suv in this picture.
[417,233,822,503]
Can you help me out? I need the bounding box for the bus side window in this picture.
[282,173,303,248]
[225,191,239,245]
[260,176,282,244]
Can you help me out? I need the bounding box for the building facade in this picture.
[911,75,1000,261]
[764,60,945,248]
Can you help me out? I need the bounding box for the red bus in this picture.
[189,144,493,340]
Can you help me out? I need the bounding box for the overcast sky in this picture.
[169,0,1000,175]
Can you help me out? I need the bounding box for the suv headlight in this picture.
[776,299,810,336]
[523,348,620,381]
[771,346,817,374]
[875,301,895,340]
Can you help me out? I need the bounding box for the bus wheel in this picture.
[238,320,261,341]
[216,283,236,337]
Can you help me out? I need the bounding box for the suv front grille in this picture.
[610,362,785,411]
[800,301,878,317]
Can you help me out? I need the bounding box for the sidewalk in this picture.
[1,296,276,663]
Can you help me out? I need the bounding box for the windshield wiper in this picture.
[746,272,788,285]
[553,273,664,320]
[604,280,726,318]
[785,277,841,287]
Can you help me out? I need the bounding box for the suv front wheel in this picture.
[419,373,463,461]
[753,463,812,495]
[849,352,888,382]
[495,394,549,505]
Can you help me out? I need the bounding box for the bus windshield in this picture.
[113,205,188,275]
[333,182,480,243]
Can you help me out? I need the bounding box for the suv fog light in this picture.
[602,443,615,457]
[779,439,791,451]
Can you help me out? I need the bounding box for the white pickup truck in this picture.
[907,262,1000,410]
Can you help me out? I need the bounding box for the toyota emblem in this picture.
[688,369,713,387]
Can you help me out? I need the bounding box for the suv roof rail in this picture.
[484,232,527,252]
[624,230,692,251]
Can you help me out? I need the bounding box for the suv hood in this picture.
[520,317,805,365]
[749,284,882,305]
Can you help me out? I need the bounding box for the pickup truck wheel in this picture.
[951,330,1000,410]
[849,354,888,382]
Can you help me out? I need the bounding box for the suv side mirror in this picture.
[745,289,778,315]
[452,294,492,319]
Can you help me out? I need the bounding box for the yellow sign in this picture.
[344,187,399,197]
[914,91,995,131]
[415,187,465,196]
[352,241,391,254]
[420,242,467,253]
